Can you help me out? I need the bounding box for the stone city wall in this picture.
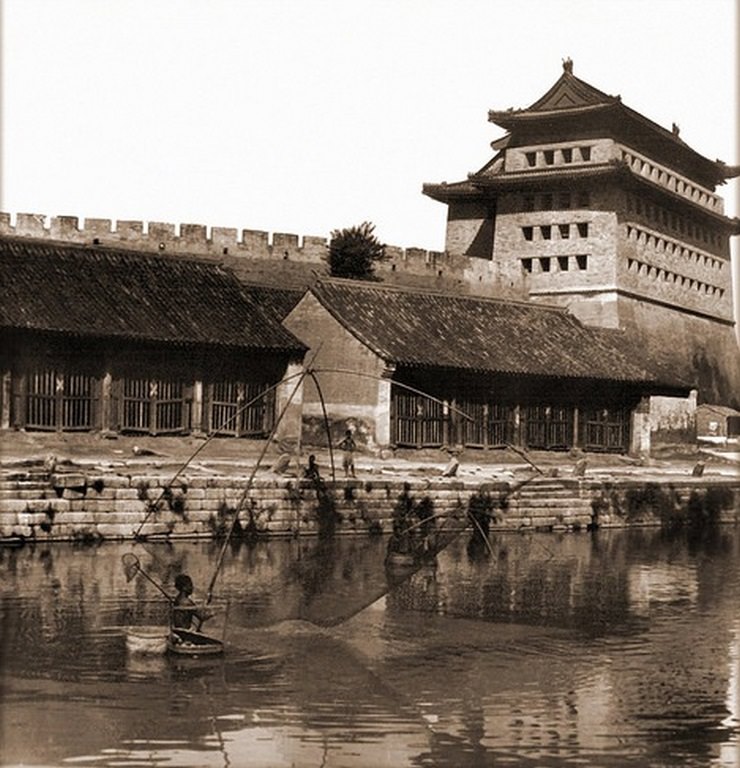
[0,212,467,288]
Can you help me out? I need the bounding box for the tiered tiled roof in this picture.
[425,62,732,197]
[0,237,305,352]
[309,280,688,388]
[487,62,727,187]
[423,163,622,203]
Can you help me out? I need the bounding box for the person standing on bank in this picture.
[337,429,357,478]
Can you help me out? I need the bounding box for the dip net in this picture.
[122,553,141,583]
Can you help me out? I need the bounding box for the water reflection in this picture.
[1,527,738,767]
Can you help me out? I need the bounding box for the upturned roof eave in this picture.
[424,164,622,201]
[470,162,620,186]
[488,101,613,128]
[489,99,725,185]
[421,181,482,203]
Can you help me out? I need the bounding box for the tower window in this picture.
[558,256,569,271]
[562,148,573,163]
[522,258,533,273]
[522,226,534,241]
[525,151,537,168]
[577,222,589,238]
[576,254,588,270]
[539,257,551,272]
[558,224,570,239]
[540,225,552,240]
[580,146,592,161]
[544,150,555,165]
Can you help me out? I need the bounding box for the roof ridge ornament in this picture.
[562,57,573,74]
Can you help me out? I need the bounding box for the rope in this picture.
[132,369,307,539]
[205,369,308,604]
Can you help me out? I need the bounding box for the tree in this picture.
[328,221,385,279]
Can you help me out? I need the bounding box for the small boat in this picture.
[168,627,224,656]
[126,625,169,655]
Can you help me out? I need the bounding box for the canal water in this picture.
[1,526,738,767]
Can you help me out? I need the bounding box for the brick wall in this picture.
[282,292,390,448]
[492,186,619,317]
[1,468,737,543]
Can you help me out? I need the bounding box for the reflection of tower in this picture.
[461,691,486,760]
[720,619,740,768]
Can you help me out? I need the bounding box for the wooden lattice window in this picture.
[580,406,631,453]
[523,405,574,450]
[456,400,515,448]
[392,389,446,448]
[26,371,97,431]
[209,381,275,437]
[121,378,189,434]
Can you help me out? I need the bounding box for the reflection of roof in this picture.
[308,279,684,387]
[696,404,740,418]
[0,237,306,352]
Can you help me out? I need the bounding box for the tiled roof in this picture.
[487,69,724,186]
[472,163,619,185]
[488,71,616,126]
[525,71,617,112]
[239,283,304,321]
[309,280,676,386]
[0,237,306,352]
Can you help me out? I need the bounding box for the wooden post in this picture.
[100,372,112,431]
[513,404,522,448]
[442,399,450,447]
[375,370,393,447]
[572,405,580,448]
[1,371,11,429]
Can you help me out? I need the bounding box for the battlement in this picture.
[0,212,330,263]
[0,212,464,279]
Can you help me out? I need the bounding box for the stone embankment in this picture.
[0,464,737,543]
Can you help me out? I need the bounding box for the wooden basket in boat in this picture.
[126,625,169,655]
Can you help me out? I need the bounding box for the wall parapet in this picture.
[0,212,461,279]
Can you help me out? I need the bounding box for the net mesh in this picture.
[122,553,141,583]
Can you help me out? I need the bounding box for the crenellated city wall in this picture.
[0,212,468,289]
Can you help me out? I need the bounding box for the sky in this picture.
[1,1,737,266]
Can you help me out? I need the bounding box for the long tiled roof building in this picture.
[285,279,690,454]
[0,237,305,438]
[307,280,680,387]
[0,238,304,351]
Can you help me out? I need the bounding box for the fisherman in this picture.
[172,574,212,631]
[337,429,357,478]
